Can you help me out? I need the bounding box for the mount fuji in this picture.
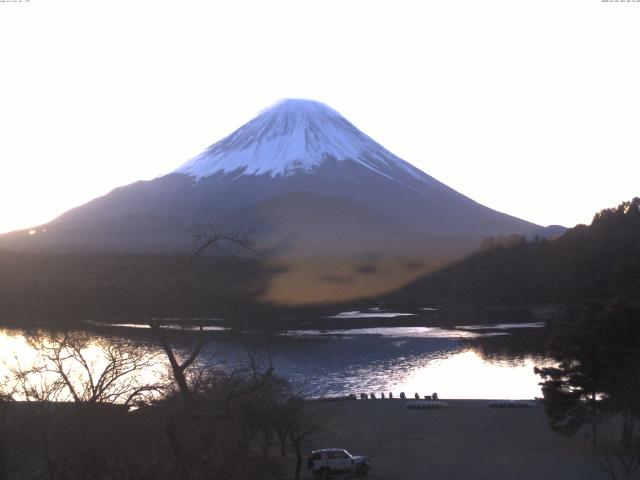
[3,99,541,256]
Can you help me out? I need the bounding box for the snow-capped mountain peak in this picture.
[173,98,427,182]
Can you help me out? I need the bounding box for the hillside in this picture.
[386,198,640,306]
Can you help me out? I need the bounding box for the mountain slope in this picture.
[219,190,477,257]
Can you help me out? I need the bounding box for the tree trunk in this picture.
[276,429,287,457]
[591,392,598,447]
[151,326,191,401]
[165,412,191,480]
[262,428,272,455]
[294,443,302,480]
[40,411,56,480]
[622,410,633,448]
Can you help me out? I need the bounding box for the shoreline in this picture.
[0,303,564,332]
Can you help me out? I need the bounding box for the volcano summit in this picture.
[175,99,430,183]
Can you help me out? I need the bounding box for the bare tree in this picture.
[190,225,256,264]
[148,225,257,399]
[148,322,212,403]
[145,226,298,480]
[281,398,329,480]
[5,332,164,480]
[589,439,640,480]
[17,332,163,406]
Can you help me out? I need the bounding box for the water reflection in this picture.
[396,350,547,399]
[92,322,226,332]
[328,310,417,319]
[455,322,546,330]
[0,324,553,401]
[260,334,551,399]
[285,326,508,339]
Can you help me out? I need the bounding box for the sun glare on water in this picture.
[394,350,548,400]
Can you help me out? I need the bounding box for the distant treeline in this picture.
[388,198,640,306]
[0,251,280,324]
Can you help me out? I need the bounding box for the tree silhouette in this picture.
[537,298,640,478]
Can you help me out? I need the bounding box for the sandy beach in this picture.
[305,399,603,480]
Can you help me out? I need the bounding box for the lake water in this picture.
[240,324,550,399]
[0,318,552,400]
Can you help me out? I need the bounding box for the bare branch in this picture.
[189,225,256,266]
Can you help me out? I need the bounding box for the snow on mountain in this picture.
[173,98,428,184]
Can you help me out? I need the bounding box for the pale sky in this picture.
[1,0,638,234]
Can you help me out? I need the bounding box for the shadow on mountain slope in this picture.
[0,249,286,326]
